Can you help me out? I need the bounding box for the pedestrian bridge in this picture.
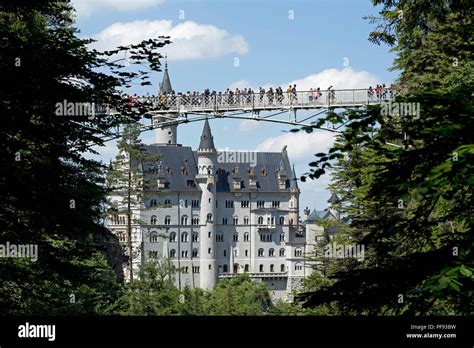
[147,88,396,114]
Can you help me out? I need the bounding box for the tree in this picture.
[106,123,161,281]
[0,0,170,314]
[297,0,473,315]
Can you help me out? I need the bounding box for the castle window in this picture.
[295,248,302,257]
[281,264,286,272]
[233,233,239,242]
[192,232,199,242]
[164,216,171,225]
[233,217,238,225]
[223,264,228,273]
[192,266,200,273]
[280,233,285,242]
[279,248,285,257]
[192,199,200,208]
[149,251,158,259]
[208,248,212,254]
[244,216,249,225]
[223,250,226,257]
[209,264,212,270]
[181,215,188,225]
[151,215,157,225]
[245,250,249,257]
[258,216,264,225]
[216,233,224,242]
[258,248,264,257]
[164,199,171,205]
[181,232,188,243]
[269,248,275,257]
[150,233,158,243]
[257,201,265,208]
[233,248,238,257]
[244,264,249,272]
[244,232,250,242]
[270,264,274,272]
[192,216,199,225]
[259,264,264,272]
[295,263,303,271]
[181,250,188,258]
[222,218,228,225]
[192,249,199,257]
[241,200,249,208]
[289,218,294,225]
[150,199,157,207]
[207,213,213,222]
[165,166,172,175]
[225,200,234,208]
[169,232,176,242]
[272,201,280,208]
[182,267,189,274]
[279,216,285,225]
[208,231,212,238]
[169,249,176,258]
[118,232,126,242]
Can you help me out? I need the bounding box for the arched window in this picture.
[207,213,213,222]
[233,233,239,242]
[192,216,199,225]
[258,248,264,257]
[118,232,126,242]
[258,216,264,225]
[233,216,239,225]
[169,249,176,258]
[192,248,199,257]
[244,232,250,242]
[181,232,188,242]
[279,216,285,225]
[181,215,188,225]
[270,264,274,272]
[192,232,199,242]
[295,263,303,271]
[295,248,302,257]
[259,264,264,272]
[267,217,271,225]
[289,218,294,225]
[244,264,249,272]
[169,232,176,242]
[269,248,275,257]
[233,248,238,257]
[279,248,285,257]
[223,264,228,273]
[164,216,171,225]
[280,233,285,242]
[150,215,157,225]
[244,216,249,225]
[281,264,286,272]
[150,233,158,243]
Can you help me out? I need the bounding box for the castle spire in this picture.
[290,164,298,190]
[159,56,172,95]
[198,118,215,151]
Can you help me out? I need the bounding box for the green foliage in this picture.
[297,0,473,315]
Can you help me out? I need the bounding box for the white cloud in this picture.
[228,80,252,90]
[238,119,261,132]
[91,20,249,61]
[256,130,336,163]
[73,0,164,18]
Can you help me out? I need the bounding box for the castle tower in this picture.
[153,61,178,145]
[196,119,218,290]
[289,165,300,227]
[327,193,341,220]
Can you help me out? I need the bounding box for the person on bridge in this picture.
[308,88,314,102]
[292,84,297,102]
[287,85,292,102]
[316,87,321,100]
[267,87,274,104]
[259,87,265,103]
[276,87,283,104]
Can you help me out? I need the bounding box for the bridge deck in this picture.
[144,88,396,114]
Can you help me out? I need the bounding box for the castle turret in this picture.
[153,61,178,145]
[288,164,300,228]
[327,193,341,220]
[196,119,218,290]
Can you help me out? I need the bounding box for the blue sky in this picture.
[75,0,399,212]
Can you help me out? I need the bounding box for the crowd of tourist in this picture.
[120,84,395,108]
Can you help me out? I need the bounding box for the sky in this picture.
[74,0,399,213]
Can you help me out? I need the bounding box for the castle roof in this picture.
[140,145,293,193]
[289,164,298,190]
[327,193,340,203]
[198,118,215,151]
[159,62,172,94]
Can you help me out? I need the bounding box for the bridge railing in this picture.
[130,88,399,113]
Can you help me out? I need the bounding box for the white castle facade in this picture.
[107,66,339,301]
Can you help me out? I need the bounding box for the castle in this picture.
[107,65,339,301]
